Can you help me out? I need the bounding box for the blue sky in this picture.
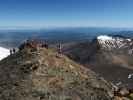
[0,0,133,28]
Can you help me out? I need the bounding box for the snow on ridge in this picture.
[97,35,133,52]
[0,47,10,60]
[97,35,131,41]
[97,35,114,41]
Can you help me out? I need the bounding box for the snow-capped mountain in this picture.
[97,35,133,54]
[63,35,133,88]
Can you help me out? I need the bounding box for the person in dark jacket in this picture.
[13,48,16,54]
[57,43,62,54]
[42,42,49,49]
[10,49,13,55]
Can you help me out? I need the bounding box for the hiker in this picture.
[55,43,63,58]
[45,43,48,49]
[10,49,13,55]
[13,48,16,54]
[42,42,48,49]
[58,43,62,54]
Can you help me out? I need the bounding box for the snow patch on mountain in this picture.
[97,35,114,40]
[0,47,10,60]
[97,35,133,54]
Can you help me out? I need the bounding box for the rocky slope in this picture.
[0,42,115,100]
[63,35,133,88]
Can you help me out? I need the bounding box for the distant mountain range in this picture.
[0,27,133,48]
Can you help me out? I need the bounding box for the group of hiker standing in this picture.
[10,39,63,55]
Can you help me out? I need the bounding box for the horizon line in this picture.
[0,26,133,30]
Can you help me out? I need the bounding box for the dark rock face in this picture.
[0,45,114,100]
